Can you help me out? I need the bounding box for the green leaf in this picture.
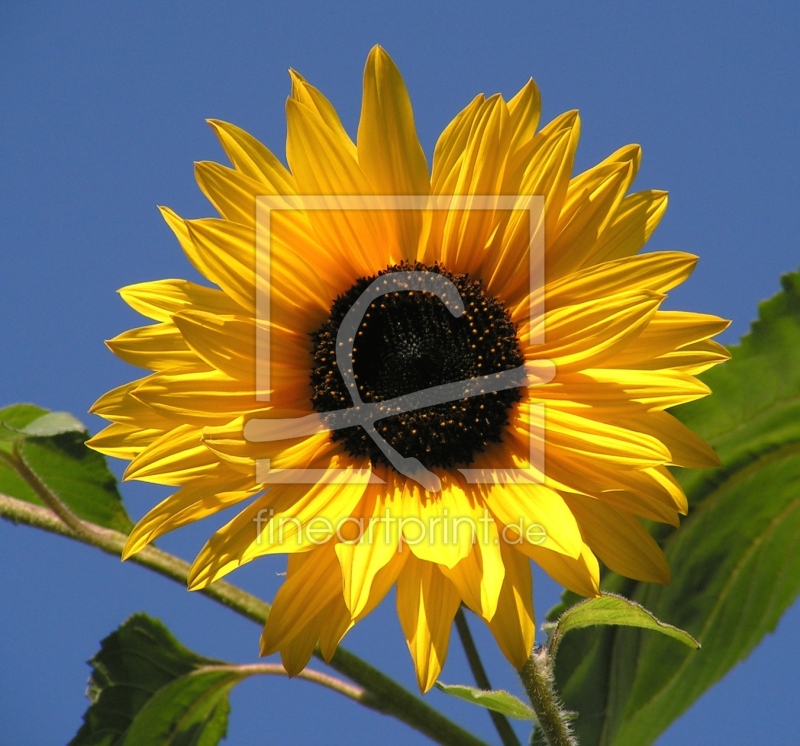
[546,269,800,746]
[0,403,49,430]
[20,410,86,437]
[0,404,132,533]
[71,614,247,746]
[548,594,699,656]
[0,403,48,445]
[435,682,536,721]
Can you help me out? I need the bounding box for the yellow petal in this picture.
[395,556,461,693]
[402,476,478,569]
[202,420,335,473]
[487,542,535,668]
[184,217,332,325]
[585,190,669,266]
[193,160,356,292]
[85,422,164,460]
[286,98,390,275]
[541,446,683,525]
[522,291,663,372]
[105,322,197,371]
[187,469,368,588]
[260,545,343,655]
[173,310,309,383]
[195,160,266,225]
[206,119,296,194]
[122,466,257,558]
[89,378,177,429]
[547,160,633,280]
[280,613,323,677]
[430,94,485,196]
[358,46,429,259]
[118,277,242,323]
[353,549,409,623]
[507,79,541,162]
[582,368,712,410]
[131,367,280,423]
[484,481,582,558]
[439,517,505,622]
[318,593,355,663]
[289,70,358,161]
[526,252,699,317]
[522,541,601,597]
[562,493,670,584]
[517,110,580,247]
[438,95,512,275]
[601,310,730,369]
[124,424,218,485]
[336,482,404,618]
[566,144,640,197]
[620,410,720,468]
[533,406,673,468]
[650,339,730,375]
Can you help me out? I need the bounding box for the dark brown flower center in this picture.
[310,262,523,470]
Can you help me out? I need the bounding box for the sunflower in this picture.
[88,46,729,693]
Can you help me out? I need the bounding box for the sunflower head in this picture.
[88,46,729,692]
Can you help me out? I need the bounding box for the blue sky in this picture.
[1,2,799,744]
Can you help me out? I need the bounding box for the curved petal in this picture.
[483,480,583,559]
[562,493,670,584]
[402,475,480,569]
[547,160,634,280]
[585,190,669,266]
[85,422,164,460]
[396,555,462,693]
[260,544,343,656]
[286,98,391,275]
[335,475,404,618]
[437,95,512,276]
[122,465,257,558]
[187,465,369,588]
[183,217,333,328]
[119,278,243,322]
[507,79,541,161]
[521,291,664,372]
[105,322,196,371]
[487,542,535,668]
[430,94,485,197]
[289,70,358,161]
[123,424,218,485]
[522,541,601,597]
[173,311,309,383]
[358,46,429,259]
[206,119,296,194]
[439,516,504,622]
[89,377,177,429]
[318,593,355,662]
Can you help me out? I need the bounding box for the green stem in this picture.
[454,608,521,746]
[519,648,576,746]
[198,663,368,703]
[0,492,487,746]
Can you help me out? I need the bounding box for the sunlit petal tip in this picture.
[120,534,147,562]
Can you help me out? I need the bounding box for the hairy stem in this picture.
[455,608,521,746]
[0,492,487,746]
[519,648,576,746]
